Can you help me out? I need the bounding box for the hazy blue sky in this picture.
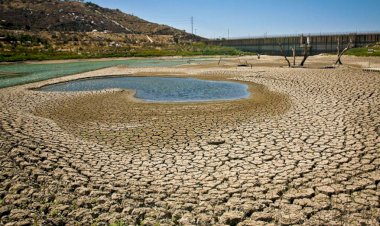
[89,0,380,38]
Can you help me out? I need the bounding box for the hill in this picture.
[0,0,198,40]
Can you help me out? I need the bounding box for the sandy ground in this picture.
[0,56,379,225]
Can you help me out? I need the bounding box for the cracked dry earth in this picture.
[0,66,379,226]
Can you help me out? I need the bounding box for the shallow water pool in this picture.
[39,76,250,102]
[0,58,215,88]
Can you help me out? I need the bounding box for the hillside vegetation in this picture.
[0,30,245,61]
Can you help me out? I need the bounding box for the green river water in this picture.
[0,58,215,88]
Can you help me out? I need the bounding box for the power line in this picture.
[191,16,194,34]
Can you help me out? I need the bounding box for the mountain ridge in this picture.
[0,0,201,41]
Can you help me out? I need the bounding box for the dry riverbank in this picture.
[0,59,379,225]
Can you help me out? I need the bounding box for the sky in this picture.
[88,0,380,39]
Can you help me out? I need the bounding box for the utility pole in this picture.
[228,29,230,39]
[191,16,194,34]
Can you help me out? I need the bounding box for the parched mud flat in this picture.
[0,65,379,225]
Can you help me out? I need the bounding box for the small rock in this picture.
[9,209,31,220]
[220,211,244,226]
[207,139,225,145]
[279,210,305,225]
[239,220,277,226]
[284,188,314,200]
[51,204,70,214]
[75,187,91,196]
[68,208,92,221]
[76,197,93,208]
[316,186,335,195]
[5,219,32,226]
[9,183,28,194]
[0,206,11,217]
[250,212,274,222]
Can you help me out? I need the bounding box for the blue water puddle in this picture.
[0,58,215,88]
[39,76,250,102]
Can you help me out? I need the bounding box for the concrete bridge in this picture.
[206,32,380,56]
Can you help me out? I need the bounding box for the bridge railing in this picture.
[209,31,380,41]
[206,31,380,56]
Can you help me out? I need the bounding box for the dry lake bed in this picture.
[0,56,379,225]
